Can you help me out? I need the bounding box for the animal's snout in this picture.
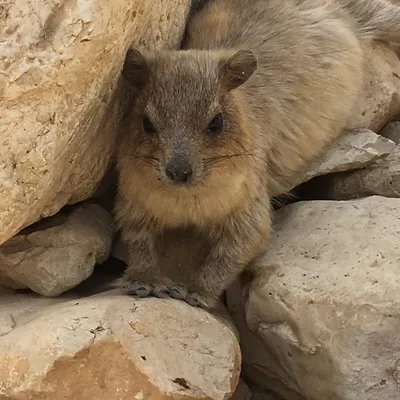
[165,159,193,183]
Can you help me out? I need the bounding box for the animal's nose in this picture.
[165,161,193,183]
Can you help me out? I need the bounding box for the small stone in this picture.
[0,204,113,296]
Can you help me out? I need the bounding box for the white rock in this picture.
[228,196,400,400]
[315,145,400,200]
[0,0,191,245]
[295,129,395,186]
[0,204,113,296]
[297,123,400,201]
[0,293,241,400]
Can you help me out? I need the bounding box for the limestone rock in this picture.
[228,197,400,400]
[348,43,400,133]
[0,0,191,245]
[294,129,395,187]
[0,293,241,400]
[0,204,113,297]
[312,145,400,200]
[306,122,400,200]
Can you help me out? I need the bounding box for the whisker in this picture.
[128,153,160,167]
[192,193,201,208]
[204,152,259,166]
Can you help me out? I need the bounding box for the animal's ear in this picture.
[122,48,150,90]
[218,50,257,91]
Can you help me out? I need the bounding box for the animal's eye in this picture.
[207,113,224,137]
[142,114,156,134]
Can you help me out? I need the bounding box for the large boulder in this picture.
[228,196,400,400]
[0,293,241,399]
[0,0,191,244]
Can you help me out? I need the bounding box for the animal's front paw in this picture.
[164,280,218,309]
[114,275,169,299]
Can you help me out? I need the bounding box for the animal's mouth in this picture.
[158,174,199,188]
[156,166,206,188]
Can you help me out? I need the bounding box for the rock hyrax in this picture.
[114,0,400,308]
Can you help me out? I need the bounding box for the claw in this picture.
[133,285,149,297]
[167,284,187,300]
[114,275,216,309]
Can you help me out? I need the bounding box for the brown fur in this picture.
[114,0,400,308]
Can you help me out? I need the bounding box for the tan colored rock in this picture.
[228,196,400,400]
[0,204,113,297]
[0,0,191,245]
[0,293,241,400]
[349,43,400,132]
[294,129,395,187]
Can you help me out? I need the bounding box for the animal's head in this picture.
[119,47,257,188]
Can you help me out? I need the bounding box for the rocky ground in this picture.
[1,0,400,399]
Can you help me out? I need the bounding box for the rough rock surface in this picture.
[0,293,241,400]
[0,0,191,245]
[304,122,400,200]
[314,146,400,200]
[0,204,113,297]
[228,196,400,400]
[294,129,395,187]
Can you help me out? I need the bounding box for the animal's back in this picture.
[184,0,364,195]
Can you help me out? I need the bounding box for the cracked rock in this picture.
[305,122,400,200]
[294,129,395,187]
[0,293,240,400]
[0,204,113,296]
